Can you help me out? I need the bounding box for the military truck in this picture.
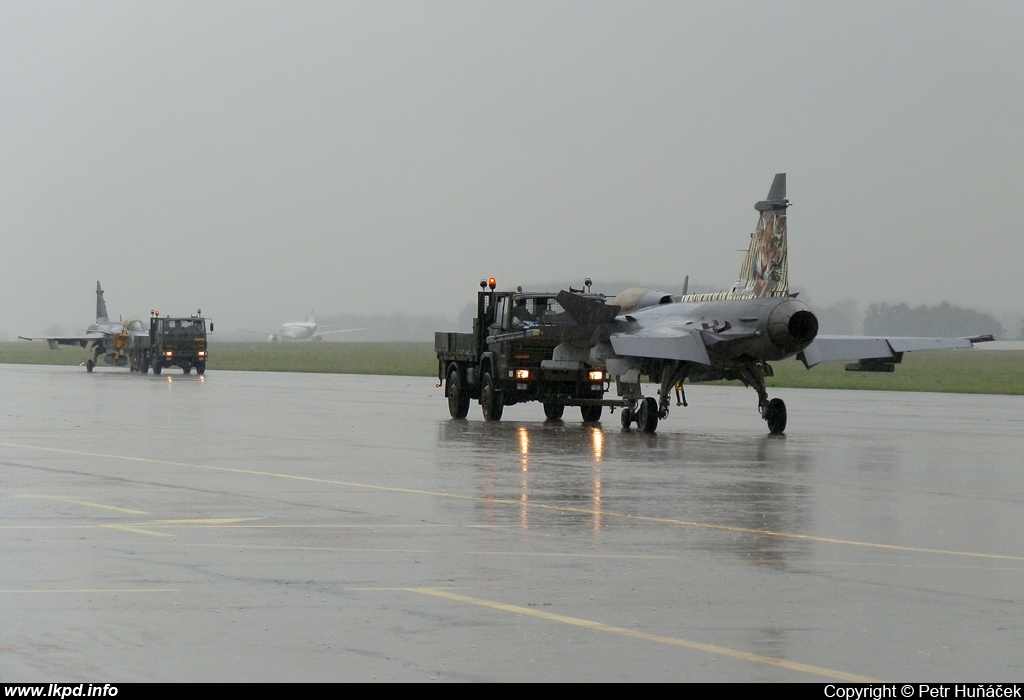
[130,311,213,376]
[436,278,623,422]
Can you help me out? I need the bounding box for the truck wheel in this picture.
[446,367,470,419]
[480,372,503,422]
[543,403,564,421]
[580,405,603,422]
[196,363,206,376]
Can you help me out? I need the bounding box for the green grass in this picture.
[207,342,437,375]
[766,350,1024,395]
[0,341,438,376]
[2,341,1021,394]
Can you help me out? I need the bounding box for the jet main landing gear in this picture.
[762,397,787,435]
[738,362,788,435]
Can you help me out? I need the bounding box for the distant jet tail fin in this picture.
[95,281,109,321]
[730,173,790,299]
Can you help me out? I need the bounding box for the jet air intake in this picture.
[767,299,818,353]
[613,287,678,313]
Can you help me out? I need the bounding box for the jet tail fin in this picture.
[731,173,790,299]
[95,281,109,321]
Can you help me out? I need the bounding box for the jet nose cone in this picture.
[767,299,818,353]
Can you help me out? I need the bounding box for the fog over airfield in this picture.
[2,1,1021,339]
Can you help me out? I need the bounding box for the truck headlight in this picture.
[588,370,605,382]
[514,369,530,380]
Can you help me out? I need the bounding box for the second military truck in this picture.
[436,278,622,422]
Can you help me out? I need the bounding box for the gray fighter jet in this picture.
[556,174,993,434]
[20,281,148,372]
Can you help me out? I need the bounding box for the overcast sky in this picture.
[3,0,1021,338]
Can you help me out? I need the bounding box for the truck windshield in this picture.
[159,319,205,334]
[513,297,570,325]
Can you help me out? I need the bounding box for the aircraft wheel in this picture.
[196,363,206,376]
[543,403,564,421]
[152,361,162,376]
[86,359,94,373]
[580,405,603,422]
[480,372,503,422]
[141,362,149,375]
[620,407,633,429]
[446,367,470,419]
[765,398,787,435]
[636,397,659,433]
[183,366,192,375]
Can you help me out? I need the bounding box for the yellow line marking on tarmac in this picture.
[0,589,178,594]
[5,441,1022,563]
[103,525,175,537]
[148,518,262,525]
[394,587,879,683]
[15,494,147,515]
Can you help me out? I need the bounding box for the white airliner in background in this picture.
[240,312,363,342]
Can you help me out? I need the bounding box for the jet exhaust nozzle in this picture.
[767,299,818,353]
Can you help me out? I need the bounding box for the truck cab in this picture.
[436,279,621,423]
[132,312,213,376]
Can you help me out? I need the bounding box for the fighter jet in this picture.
[19,281,148,372]
[240,312,363,342]
[555,174,993,435]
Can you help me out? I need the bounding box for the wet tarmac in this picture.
[1,364,1022,682]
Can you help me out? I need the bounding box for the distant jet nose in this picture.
[767,298,819,353]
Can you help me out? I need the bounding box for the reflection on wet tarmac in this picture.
[437,418,816,567]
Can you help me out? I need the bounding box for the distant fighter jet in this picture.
[240,312,363,342]
[19,281,148,372]
[556,174,993,435]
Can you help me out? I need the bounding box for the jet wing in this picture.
[798,335,993,368]
[610,327,711,364]
[316,328,365,336]
[19,333,106,349]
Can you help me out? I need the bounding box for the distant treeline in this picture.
[862,302,1004,338]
